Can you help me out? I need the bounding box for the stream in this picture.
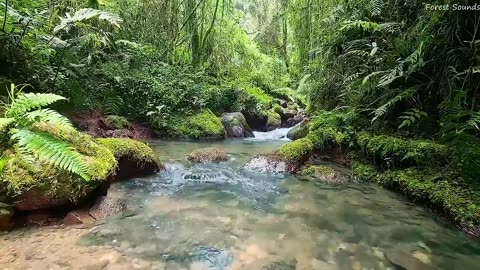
[1,131,480,270]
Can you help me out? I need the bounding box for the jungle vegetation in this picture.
[1,0,480,228]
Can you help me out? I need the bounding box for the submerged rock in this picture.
[287,120,309,141]
[98,138,164,181]
[221,112,254,138]
[299,165,350,185]
[187,147,229,163]
[89,196,127,220]
[245,138,313,173]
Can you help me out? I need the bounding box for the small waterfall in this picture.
[246,127,293,141]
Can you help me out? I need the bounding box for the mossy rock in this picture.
[98,138,163,181]
[244,138,313,173]
[300,165,350,185]
[152,109,225,140]
[221,112,254,138]
[105,115,131,130]
[0,127,117,211]
[287,120,309,141]
[266,110,282,131]
[187,147,229,163]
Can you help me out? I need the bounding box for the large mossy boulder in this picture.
[221,112,254,138]
[152,109,225,140]
[244,138,313,173]
[98,138,164,181]
[187,147,229,163]
[1,129,117,212]
[266,110,282,131]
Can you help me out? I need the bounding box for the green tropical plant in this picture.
[0,84,91,181]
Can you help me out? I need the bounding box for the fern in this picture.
[372,89,416,123]
[6,93,67,117]
[26,109,73,129]
[11,129,90,181]
[369,0,383,16]
[341,20,379,32]
[0,118,15,131]
[54,8,123,34]
[398,109,427,129]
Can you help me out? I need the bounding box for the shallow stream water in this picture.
[1,132,480,270]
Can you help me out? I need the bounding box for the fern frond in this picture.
[341,20,379,32]
[6,93,67,117]
[26,109,73,129]
[11,129,91,181]
[369,0,383,16]
[372,89,416,122]
[0,118,15,131]
[54,8,123,33]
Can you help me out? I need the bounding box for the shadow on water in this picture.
[80,137,480,270]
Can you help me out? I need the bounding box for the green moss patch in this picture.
[151,109,225,140]
[98,138,161,167]
[300,165,349,184]
[357,132,450,168]
[105,115,131,129]
[277,138,313,163]
[266,110,281,128]
[0,128,117,202]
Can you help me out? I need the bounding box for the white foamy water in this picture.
[246,127,292,141]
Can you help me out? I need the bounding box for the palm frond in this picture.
[11,129,91,181]
[54,8,123,33]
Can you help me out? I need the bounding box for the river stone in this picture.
[89,197,127,220]
[300,165,350,185]
[385,250,434,270]
[244,155,289,174]
[13,189,70,212]
[187,147,229,163]
[64,209,96,225]
[221,113,254,138]
[287,120,309,141]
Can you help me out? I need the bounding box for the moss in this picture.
[277,138,313,163]
[352,161,480,228]
[306,111,357,149]
[105,115,131,129]
[266,110,281,127]
[152,109,225,140]
[98,138,161,166]
[244,85,273,109]
[272,104,284,115]
[301,165,335,176]
[0,127,117,202]
[357,131,451,168]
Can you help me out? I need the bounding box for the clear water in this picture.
[82,140,480,270]
[78,138,480,270]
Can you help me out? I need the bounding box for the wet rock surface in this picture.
[89,197,127,220]
[221,113,254,138]
[244,155,291,174]
[286,120,309,141]
[187,147,229,163]
[0,202,14,230]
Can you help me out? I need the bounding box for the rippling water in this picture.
[2,136,480,270]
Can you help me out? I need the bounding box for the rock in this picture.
[89,197,127,220]
[385,250,435,270]
[98,138,163,181]
[287,120,309,141]
[187,147,229,163]
[151,109,225,140]
[25,212,51,226]
[243,110,268,131]
[299,165,350,185]
[0,202,14,230]
[105,129,134,138]
[13,190,70,212]
[266,111,282,131]
[280,100,288,108]
[221,112,254,138]
[3,128,117,213]
[282,109,296,120]
[245,138,313,173]
[244,155,290,174]
[64,209,96,225]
